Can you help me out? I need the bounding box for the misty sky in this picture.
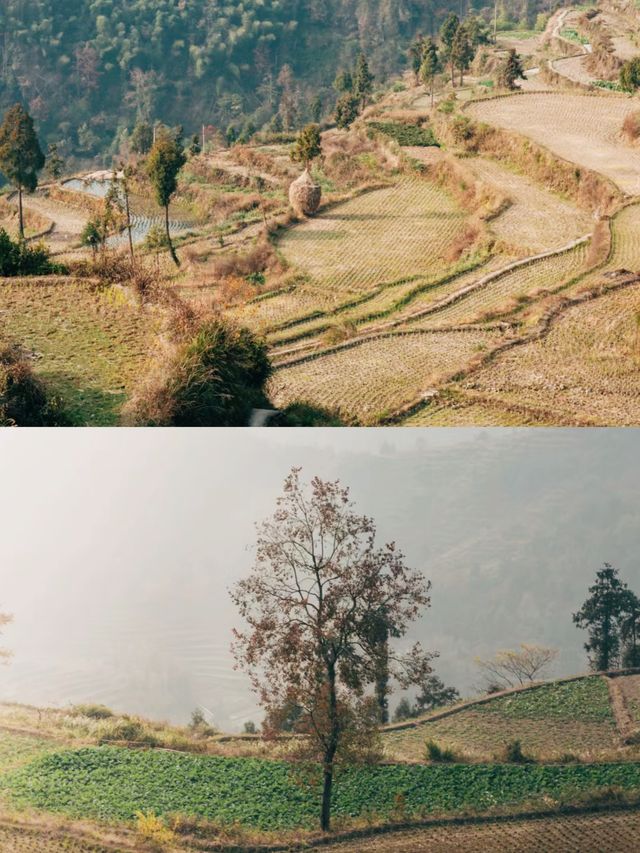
[1,428,639,731]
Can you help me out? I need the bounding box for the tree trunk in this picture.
[460,68,463,86]
[430,79,435,109]
[320,764,333,832]
[321,661,339,832]
[124,187,134,262]
[17,184,24,242]
[450,62,455,87]
[165,203,179,267]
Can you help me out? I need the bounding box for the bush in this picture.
[0,344,70,426]
[0,228,65,276]
[71,704,114,720]
[124,319,272,426]
[620,57,640,92]
[135,811,175,845]
[504,739,534,764]
[425,740,456,762]
[622,110,640,144]
[98,717,159,746]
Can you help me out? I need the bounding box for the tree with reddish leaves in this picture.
[231,468,433,832]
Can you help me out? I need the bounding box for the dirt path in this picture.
[608,674,640,742]
[8,190,88,252]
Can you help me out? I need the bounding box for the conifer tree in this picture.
[498,49,526,90]
[290,124,322,170]
[439,13,460,87]
[0,104,45,240]
[353,53,374,111]
[573,564,630,671]
[420,39,440,108]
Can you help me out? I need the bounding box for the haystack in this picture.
[289,169,321,216]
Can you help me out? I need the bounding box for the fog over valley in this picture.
[1,429,638,731]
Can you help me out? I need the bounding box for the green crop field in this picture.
[6,745,640,830]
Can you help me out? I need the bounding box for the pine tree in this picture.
[439,13,460,87]
[452,24,474,87]
[498,49,526,90]
[420,39,440,108]
[353,53,374,111]
[621,591,640,668]
[335,93,360,129]
[573,564,630,671]
[0,104,45,240]
[290,124,322,170]
[146,130,186,267]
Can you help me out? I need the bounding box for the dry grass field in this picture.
[0,279,157,425]
[466,93,640,194]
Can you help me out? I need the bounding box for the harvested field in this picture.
[277,179,467,294]
[461,278,640,425]
[269,328,503,424]
[615,674,640,727]
[383,678,619,762]
[408,241,590,329]
[0,279,157,425]
[0,823,120,853]
[466,158,591,253]
[466,93,640,193]
[320,808,640,852]
[402,396,552,425]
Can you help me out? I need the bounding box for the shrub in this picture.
[0,344,70,426]
[123,318,272,426]
[98,717,159,746]
[622,111,640,144]
[71,704,114,720]
[425,740,456,762]
[620,57,640,92]
[135,811,175,845]
[0,228,65,276]
[504,739,534,764]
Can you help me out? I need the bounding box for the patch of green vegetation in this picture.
[560,28,589,45]
[367,122,438,147]
[478,678,613,724]
[8,747,640,829]
[496,30,538,39]
[594,79,623,91]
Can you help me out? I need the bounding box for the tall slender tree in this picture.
[146,129,186,267]
[353,53,374,111]
[573,564,630,671]
[439,13,460,87]
[621,590,640,668]
[420,39,440,108]
[452,24,474,86]
[231,469,434,831]
[0,104,45,240]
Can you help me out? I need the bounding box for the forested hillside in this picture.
[0,0,547,161]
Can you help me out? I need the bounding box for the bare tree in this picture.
[231,468,433,831]
[475,644,559,691]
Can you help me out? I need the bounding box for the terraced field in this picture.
[0,823,120,853]
[382,678,619,762]
[466,93,640,193]
[321,809,640,852]
[270,328,504,424]
[466,158,591,253]
[0,279,157,425]
[277,179,468,294]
